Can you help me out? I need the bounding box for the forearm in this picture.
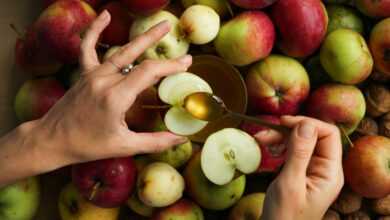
[0,120,66,187]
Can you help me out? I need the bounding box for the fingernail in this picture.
[176,136,188,145]
[100,10,109,19]
[158,20,170,30]
[178,55,192,65]
[298,122,315,138]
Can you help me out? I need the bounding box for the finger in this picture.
[118,55,192,99]
[254,130,284,146]
[281,120,318,179]
[127,132,188,154]
[80,10,111,72]
[281,115,342,162]
[97,21,171,75]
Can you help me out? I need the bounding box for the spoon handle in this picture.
[228,111,291,135]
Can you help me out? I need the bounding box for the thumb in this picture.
[281,120,318,179]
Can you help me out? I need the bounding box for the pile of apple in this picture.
[2,0,390,219]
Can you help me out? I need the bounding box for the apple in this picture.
[323,210,341,220]
[0,177,40,220]
[184,152,246,210]
[72,157,137,208]
[127,193,156,217]
[137,162,185,207]
[230,0,278,9]
[14,78,66,122]
[181,0,230,17]
[158,72,212,136]
[148,141,193,168]
[179,5,220,45]
[246,54,310,115]
[228,193,266,220]
[151,199,204,220]
[355,0,390,18]
[99,2,134,46]
[271,0,328,58]
[121,0,169,16]
[344,136,390,198]
[214,11,275,66]
[59,183,119,220]
[14,24,62,76]
[201,128,261,185]
[36,0,97,63]
[130,11,190,61]
[103,46,121,62]
[305,84,366,135]
[369,18,390,77]
[240,115,287,173]
[326,4,364,35]
[43,0,103,9]
[320,29,373,84]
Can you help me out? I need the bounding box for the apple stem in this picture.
[9,24,23,38]
[226,2,234,18]
[339,126,354,148]
[89,182,101,201]
[141,105,171,110]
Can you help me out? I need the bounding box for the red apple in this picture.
[344,136,390,198]
[43,0,103,9]
[36,0,97,63]
[245,54,310,115]
[369,18,390,77]
[99,2,134,46]
[14,24,62,76]
[355,0,390,18]
[230,0,278,9]
[271,0,328,58]
[241,115,286,173]
[121,0,170,16]
[72,157,137,208]
[14,78,66,122]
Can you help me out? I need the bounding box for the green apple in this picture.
[179,5,220,45]
[151,199,204,220]
[58,183,119,220]
[184,152,246,210]
[181,0,230,17]
[129,11,190,60]
[326,4,364,35]
[228,193,266,220]
[0,177,40,220]
[137,162,185,207]
[127,193,156,217]
[103,46,121,61]
[148,141,193,168]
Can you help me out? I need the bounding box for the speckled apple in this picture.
[151,199,204,220]
[148,141,193,168]
[369,18,390,77]
[228,193,266,220]
[355,0,390,18]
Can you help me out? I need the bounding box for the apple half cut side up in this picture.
[201,128,261,185]
[158,72,213,136]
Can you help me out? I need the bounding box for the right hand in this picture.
[256,116,344,220]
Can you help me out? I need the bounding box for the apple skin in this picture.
[320,29,373,85]
[369,18,390,77]
[0,177,40,220]
[305,84,366,135]
[184,152,246,210]
[355,0,390,18]
[127,193,156,217]
[344,136,390,198]
[130,11,190,61]
[181,0,230,17]
[230,0,278,9]
[14,78,66,122]
[228,193,266,220]
[121,0,170,16]
[59,183,119,220]
[326,4,364,35]
[148,141,193,168]
[14,24,62,76]
[151,199,204,220]
[214,11,275,66]
[99,2,134,46]
[271,0,328,58]
[36,0,97,63]
[43,0,103,9]
[71,157,137,208]
[245,54,310,115]
[240,115,287,173]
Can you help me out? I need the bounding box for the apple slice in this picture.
[158,72,213,135]
[201,128,261,185]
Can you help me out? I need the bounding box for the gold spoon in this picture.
[183,92,291,135]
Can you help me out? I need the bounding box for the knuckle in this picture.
[86,77,105,94]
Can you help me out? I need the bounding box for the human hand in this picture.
[256,116,344,220]
[33,11,190,172]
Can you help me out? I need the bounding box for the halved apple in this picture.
[201,128,261,185]
[158,72,213,136]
